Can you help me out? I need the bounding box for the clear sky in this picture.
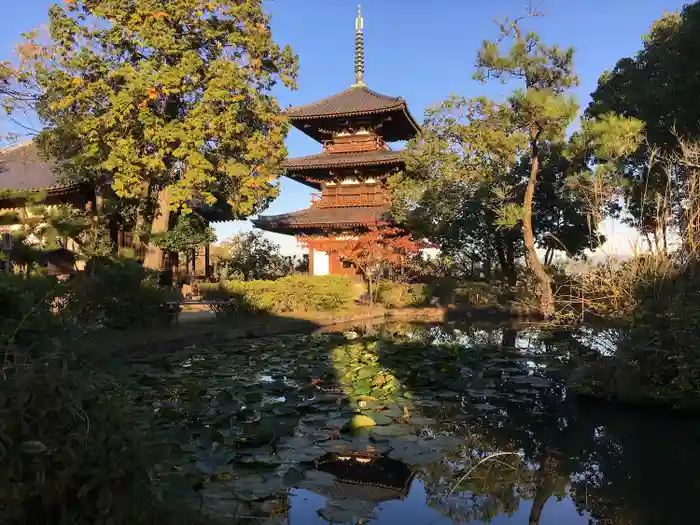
[0,0,689,255]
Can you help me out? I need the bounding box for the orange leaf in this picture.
[152,11,168,20]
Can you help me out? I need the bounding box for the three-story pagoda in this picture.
[254,6,419,277]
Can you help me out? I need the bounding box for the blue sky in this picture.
[1,0,689,254]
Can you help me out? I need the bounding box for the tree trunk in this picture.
[367,274,373,305]
[524,137,554,318]
[495,233,517,287]
[528,455,559,525]
[143,186,171,270]
[505,237,517,287]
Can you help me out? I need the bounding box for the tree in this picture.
[393,97,599,288]
[217,230,287,281]
[587,3,700,251]
[392,96,527,285]
[153,213,215,280]
[473,11,579,317]
[20,0,297,268]
[318,227,422,303]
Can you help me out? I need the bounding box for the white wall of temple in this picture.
[312,249,330,275]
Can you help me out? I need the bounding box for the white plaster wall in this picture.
[313,249,330,275]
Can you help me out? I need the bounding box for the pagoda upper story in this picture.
[279,5,419,191]
[254,6,418,237]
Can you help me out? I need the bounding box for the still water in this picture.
[124,319,700,525]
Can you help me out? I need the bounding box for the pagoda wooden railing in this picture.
[324,134,387,153]
[311,193,387,208]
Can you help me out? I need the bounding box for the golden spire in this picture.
[353,5,365,86]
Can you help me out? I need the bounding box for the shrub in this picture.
[566,255,700,409]
[0,274,66,349]
[454,281,503,307]
[376,282,434,308]
[68,258,179,329]
[201,275,353,314]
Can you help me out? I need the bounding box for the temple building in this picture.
[254,6,419,277]
[0,141,220,279]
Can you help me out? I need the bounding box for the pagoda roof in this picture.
[286,85,420,143]
[0,141,79,193]
[285,148,404,174]
[253,204,392,235]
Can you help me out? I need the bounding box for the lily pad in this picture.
[346,414,377,429]
[371,424,414,437]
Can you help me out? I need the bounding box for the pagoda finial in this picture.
[353,5,365,87]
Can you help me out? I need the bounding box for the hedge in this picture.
[200,275,354,315]
[376,282,434,308]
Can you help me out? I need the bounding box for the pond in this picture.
[120,319,700,525]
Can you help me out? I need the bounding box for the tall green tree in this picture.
[392,95,527,285]
[474,13,579,317]
[392,97,609,287]
[587,3,700,251]
[21,0,297,268]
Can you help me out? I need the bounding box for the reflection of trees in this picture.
[132,320,700,525]
[566,404,700,525]
[374,322,696,525]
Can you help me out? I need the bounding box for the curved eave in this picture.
[0,183,89,209]
[283,157,405,172]
[290,106,420,144]
[253,218,393,236]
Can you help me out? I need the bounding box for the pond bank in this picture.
[84,302,541,354]
[82,306,438,354]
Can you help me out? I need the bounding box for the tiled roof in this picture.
[287,86,408,119]
[286,85,420,143]
[253,204,392,234]
[0,142,77,192]
[284,149,405,173]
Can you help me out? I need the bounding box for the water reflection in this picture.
[128,320,700,525]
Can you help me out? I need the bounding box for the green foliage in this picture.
[154,214,215,254]
[216,230,296,281]
[71,258,178,329]
[454,282,504,308]
[201,275,353,314]
[24,0,298,225]
[376,282,434,308]
[0,273,200,524]
[0,350,167,525]
[0,273,64,349]
[567,255,700,408]
[586,3,700,244]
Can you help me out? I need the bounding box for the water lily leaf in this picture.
[282,465,306,486]
[320,439,351,453]
[19,441,48,455]
[436,391,459,400]
[272,405,298,416]
[406,416,435,426]
[429,435,466,449]
[347,414,376,429]
[216,389,234,405]
[318,504,357,523]
[389,443,442,466]
[298,469,337,490]
[356,367,381,380]
[371,424,414,437]
[196,455,226,475]
[365,413,393,426]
